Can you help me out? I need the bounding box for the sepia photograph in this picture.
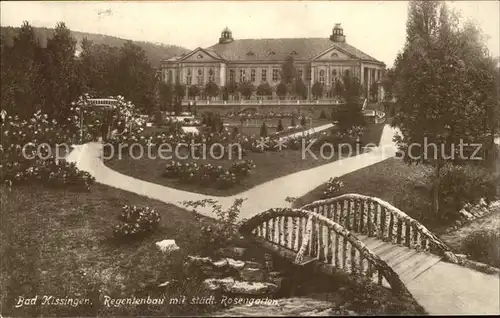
[0,0,499,316]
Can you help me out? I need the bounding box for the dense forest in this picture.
[1,26,189,67]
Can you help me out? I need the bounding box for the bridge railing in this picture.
[239,208,410,295]
[300,194,454,258]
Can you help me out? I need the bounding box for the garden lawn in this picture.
[106,147,351,196]
[293,158,439,228]
[0,184,223,317]
[106,123,385,197]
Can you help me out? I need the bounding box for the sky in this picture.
[1,1,499,67]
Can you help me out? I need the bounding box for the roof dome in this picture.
[219,26,234,44]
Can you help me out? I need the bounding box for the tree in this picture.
[174,83,186,101]
[342,76,362,103]
[294,79,307,100]
[277,119,284,132]
[311,82,324,100]
[159,83,173,111]
[42,22,84,119]
[370,82,379,102]
[381,68,396,101]
[188,85,200,99]
[223,81,238,100]
[333,79,345,99]
[260,122,268,137]
[281,55,296,85]
[256,83,273,98]
[238,82,255,100]
[205,81,219,100]
[393,0,496,217]
[276,82,287,100]
[291,116,297,127]
[300,116,307,127]
[1,21,45,118]
[319,109,327,119]
[114,41,157,114]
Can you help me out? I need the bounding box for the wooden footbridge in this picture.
[239,194,458,296]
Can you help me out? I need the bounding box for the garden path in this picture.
[67,123,398,219]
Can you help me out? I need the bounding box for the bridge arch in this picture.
[300,194,456,260]
[239,208,410,295]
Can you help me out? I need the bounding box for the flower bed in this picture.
[113,204,161,240]
[1,109,95,191]
[162,160,256,189]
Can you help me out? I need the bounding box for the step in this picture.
[372,243,396,255]
[391,252,431,276]
[361,237,387,251]
[398,253,441,282]
[376,244,404,259]
[386,248,419,268]
[378,245,412,263]
[400,256,441,283]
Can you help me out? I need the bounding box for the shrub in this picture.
[277,119,284,132]
[462,229,500,267]
[323,177,344,198]
[319,109,327,119]
[182,198,245,251]
[437,164,499,221]
[113,205,161,240]
[291,116,296,127]
[260,122,268,138]
[153,110,164,126]
[228,160,256,178]
[300,116,307,127]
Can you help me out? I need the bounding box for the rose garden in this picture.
[1,3,500,316]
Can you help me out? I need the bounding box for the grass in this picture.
[1,184,427,316]
[106,147,350,196]
[106,123,385,197]
[0,184,226,317]
[294,157,438,228]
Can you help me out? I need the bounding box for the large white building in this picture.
[161,24,386,101]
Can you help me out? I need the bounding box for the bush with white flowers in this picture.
[113,205,161,239]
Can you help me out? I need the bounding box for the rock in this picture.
[158,281,170,287]
[187,255,212,265]
[245,261,265,269]
[213,259,229,268]
[459,209,474,220]
[239,267,265,282]
[229,281,278,295]
[443,251,459,264]
[155,240,180,253]
[218,247,247,258]
[212,297,336,316]
[300,308,337,316]
[202,277,235,292]
[227,258,245,270]
[479,198,487,207]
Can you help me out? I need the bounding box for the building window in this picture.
[272,69,279,82]
[261,69,267,82]
[297,69,303,80]
[168,70,173,83]
[319,70,325,84]
[186,69,192,85]
[229,69,235,82]
[208,68,215,82]
[239,69,246,82]
[344,69,350,77]
[331,53,339,58]
[377,69,381,80]
[251,69,256,82]
[307,68,312,81]
[197,69,203,85]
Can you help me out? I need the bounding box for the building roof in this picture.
[205,38,383,64]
